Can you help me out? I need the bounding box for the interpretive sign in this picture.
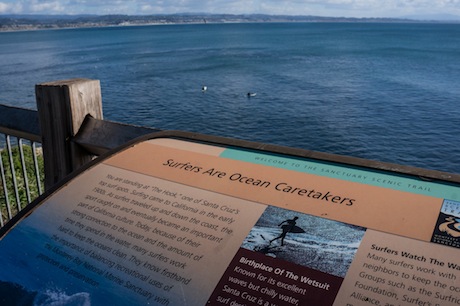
[1,132,460,305]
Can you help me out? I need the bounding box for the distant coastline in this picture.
[1,13,457,32]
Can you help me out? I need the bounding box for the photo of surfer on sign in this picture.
[241,206,365,276]
[270,216,303,246]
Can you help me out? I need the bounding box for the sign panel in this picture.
[1,134,459,305]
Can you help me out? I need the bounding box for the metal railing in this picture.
[0,135,44,226]
[0,103,44,227]
[0,79,158,228]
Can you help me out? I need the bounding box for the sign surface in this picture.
[1,135,459,306]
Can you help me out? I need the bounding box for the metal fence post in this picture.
[35,78,103,190]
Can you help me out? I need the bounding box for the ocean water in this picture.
[1,22,459,174]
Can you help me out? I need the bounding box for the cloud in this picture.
[29,0,65,13]
[0,1,23,14]
[0,3,9,13]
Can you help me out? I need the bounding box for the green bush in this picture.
[0,144,44,223]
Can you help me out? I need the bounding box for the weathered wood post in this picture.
[35,78,103,190]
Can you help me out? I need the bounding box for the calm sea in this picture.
[1,22,459,174]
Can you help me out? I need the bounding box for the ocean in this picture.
[1,22,459,174]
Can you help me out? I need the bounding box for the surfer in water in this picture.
[270,216,299,246]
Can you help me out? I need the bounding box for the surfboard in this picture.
[281,224,305,233]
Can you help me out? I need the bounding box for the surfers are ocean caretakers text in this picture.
[162,159,356,206]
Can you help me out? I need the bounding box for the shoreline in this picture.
[1,14,457,33]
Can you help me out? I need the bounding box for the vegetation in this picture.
[0,143,44,224]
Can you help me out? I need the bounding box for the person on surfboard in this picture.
[270,216,299,246]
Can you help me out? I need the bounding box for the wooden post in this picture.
[36,78,103,190]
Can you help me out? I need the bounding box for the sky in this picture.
[0,0,460,19]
